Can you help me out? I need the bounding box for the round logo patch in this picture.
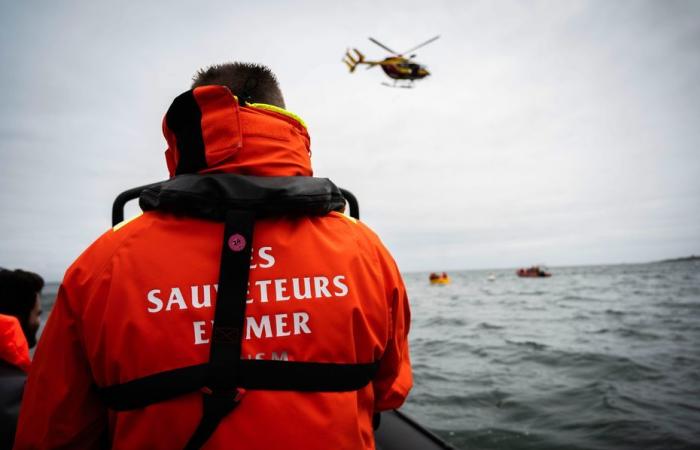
[228,233,246,252]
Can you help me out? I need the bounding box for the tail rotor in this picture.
[343,48,365,73]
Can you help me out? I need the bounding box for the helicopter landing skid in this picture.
[381,82,414,89]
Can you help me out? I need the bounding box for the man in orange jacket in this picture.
[1,315,31,450]
[1,269,43,449]
[0,269,43,351]
[15,63,412,450]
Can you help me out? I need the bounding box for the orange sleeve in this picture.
[372,245,413,411]
[14,281,107,450]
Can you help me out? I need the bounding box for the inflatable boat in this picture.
[517,266,551,278]
[429,273,450,285]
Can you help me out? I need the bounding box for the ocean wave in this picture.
[471,348,490,358]
[615,327,660,340]
[558,294,601,302]
[410,337,476,359]
[410,367,452,383]
[656,300,700,310]
[523,306,548,311]
[505,340,548,351]
[495,347,662,380]
[588,327,661,341]
[478,322,504,330]
[424,316,469,327]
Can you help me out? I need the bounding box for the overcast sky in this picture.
[1,0,699,280]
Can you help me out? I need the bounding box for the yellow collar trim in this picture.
[248,103,307,129]
[329,210,358,224]
[112,211,143,232]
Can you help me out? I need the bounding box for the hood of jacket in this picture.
[163,85,312,178]
[0,314,30,372]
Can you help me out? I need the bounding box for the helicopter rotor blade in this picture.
[401,35,440,55]
[369,37,399,55]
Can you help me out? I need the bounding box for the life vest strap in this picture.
[186,208,254,449]
[183,388,243,450]
[208,209,254,389]
[97,360,380,411]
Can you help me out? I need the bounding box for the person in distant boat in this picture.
[16,63,412,450]
[0,268,43,450]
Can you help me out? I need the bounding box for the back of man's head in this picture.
[191,62,285,109]
[0,269,44,346]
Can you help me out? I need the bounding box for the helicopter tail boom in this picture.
[343,48,369,72]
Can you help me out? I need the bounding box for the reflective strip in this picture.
[330,210,358,224]
[248,103,307,129]
[112,212,143,232]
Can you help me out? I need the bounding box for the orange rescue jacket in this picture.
[15,86,412,450]
[0,314,30,373]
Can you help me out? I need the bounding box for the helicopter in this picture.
[343,35,440,88]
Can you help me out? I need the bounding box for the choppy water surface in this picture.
[39,261,699,449]
[401,261,700,450]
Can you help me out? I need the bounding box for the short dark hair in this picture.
[191,62,285,108]
[0,269,44,322]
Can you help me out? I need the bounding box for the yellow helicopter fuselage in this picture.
[377,57,430,80]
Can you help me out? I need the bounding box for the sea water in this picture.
[401,260,700,450]
[39,260,700,449]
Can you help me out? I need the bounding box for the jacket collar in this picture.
[163,85,312,178]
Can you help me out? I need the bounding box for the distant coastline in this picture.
[657,255,700,263]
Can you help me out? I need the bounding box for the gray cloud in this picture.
[1,0,699,280]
